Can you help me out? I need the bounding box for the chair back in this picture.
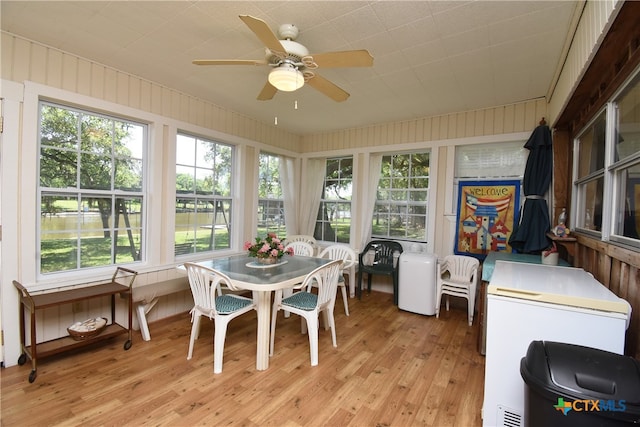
[360,240,403,267]
[318,244,357,269]
[301,260,343,308]
[285,235,317,254]
[442,255,479,283]
[184,262,236,314]
[284,241,314,257]
[285,234,317,246]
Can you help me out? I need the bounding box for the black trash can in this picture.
[520,341,640,426]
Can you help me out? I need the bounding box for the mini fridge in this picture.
[398,252,438,315]
[482,261,632,427]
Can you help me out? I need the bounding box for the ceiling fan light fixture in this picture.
[268,64,304,92]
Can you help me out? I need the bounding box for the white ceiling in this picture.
[1,1,580,135]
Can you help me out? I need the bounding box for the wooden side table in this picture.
[13,267,136,383]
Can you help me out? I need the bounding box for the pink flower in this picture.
[245,234,294,259]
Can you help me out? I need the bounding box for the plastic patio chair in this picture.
[183,262,256,373]
[284,235,318,255]
[435,255,479,326]
[318,244,357,316]
[270,259,343,366]
[357,240,404,304]
[283,241,314,257]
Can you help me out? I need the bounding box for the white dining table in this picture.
[189,254,331,371]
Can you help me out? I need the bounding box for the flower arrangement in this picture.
[244,233,293,260]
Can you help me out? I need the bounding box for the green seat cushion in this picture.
[215,295,252,314]
[282,291,317,311]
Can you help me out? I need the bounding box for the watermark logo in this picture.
[553,397,627,416]
[554,398,572,415]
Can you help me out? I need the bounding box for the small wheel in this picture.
[18,353,27,366]
[124,340,132,350]
[28,370,37,383]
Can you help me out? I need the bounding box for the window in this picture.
[175,133,232,256]
[39,102,145,274]
[257,153,285,237]
[373,153,429,241]
[611,71,640,244]
[454,140,527,213]
[455,141,527,179]
[315,156,353,243]
[574,111,606,232]
[574,67,640,248]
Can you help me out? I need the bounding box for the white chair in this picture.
[284,235,317,255]
[281,241,315,317]
[270,259,343,366]
[318,244,357,316]
[435,255,479,326]
[184,262,256,374]
[284,241,314,257]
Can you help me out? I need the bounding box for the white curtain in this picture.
[279,156,298,235]
[298,157,326,236]
[359,153,383,249]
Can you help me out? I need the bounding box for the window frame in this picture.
[174,132,234,257]
[37,101,147,275]
[315,156,353,244]
[572,65,640,250]
[372,151,430,242]
[257,152,285,238]
[453,140,527,214]
[609,69,640,247]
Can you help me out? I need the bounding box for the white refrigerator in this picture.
[482,261,631,427]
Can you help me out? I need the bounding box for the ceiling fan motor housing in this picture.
[278,24,299,40]
[266,40,309,65]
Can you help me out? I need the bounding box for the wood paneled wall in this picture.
[574,235,640,358]
[548,0,621,124]
[556,1,640,133]
[552,1,640,360]
[300,99,547,152]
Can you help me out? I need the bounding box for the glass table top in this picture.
[195,254,330,285]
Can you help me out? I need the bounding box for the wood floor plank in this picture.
[1,291,485,426]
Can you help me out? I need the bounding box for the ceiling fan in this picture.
[192,15,373,102]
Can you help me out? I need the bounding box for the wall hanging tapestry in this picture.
[454,180,521,260]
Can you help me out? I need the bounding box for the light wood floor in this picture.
[1,291,485,426]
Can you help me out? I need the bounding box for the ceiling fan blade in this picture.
[306,74,350,102]
[192,59,267,66]
[257,81,278,101]
[239,15,286,57]
[310,50,374,68]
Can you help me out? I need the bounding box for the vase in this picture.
[256,256,280,265]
